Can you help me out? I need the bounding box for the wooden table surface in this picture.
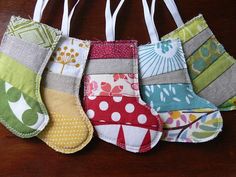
[0,0,235,177]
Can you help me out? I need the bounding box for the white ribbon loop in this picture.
[33,0,49,22]
[163,0,184,27]
[61,0,81,36]
[105,0,125,41]
[142,0,159,43]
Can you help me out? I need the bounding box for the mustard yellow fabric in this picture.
[38,88,93,154]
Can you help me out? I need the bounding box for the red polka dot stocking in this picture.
[83,41,163,153]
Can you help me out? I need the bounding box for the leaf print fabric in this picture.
[100,82,123,96]
[161,111,222,142]
[141,83,215,112]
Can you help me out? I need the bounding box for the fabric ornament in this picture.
[0,5,61,138]
[83,0,163,153]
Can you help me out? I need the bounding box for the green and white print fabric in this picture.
[139,39,223,142]
[0,16,61,138]
[162,0,236,111]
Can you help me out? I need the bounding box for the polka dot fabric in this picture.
[85,96,160,129]
[83,40,163,153]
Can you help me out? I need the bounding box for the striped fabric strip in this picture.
[162,14,208,43]
[193,53,235,93]
[85,59,137,74]
[187,36,225,80]
[141,69,191,85]
[0,52,38,100]
[198,63,236,106]
[0,34,49,73]
[219,96,236,110]
[183,27,213,58]
[43,72,80,95]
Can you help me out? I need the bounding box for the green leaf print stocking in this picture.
[162,0,236,111]
[0,3,61,138]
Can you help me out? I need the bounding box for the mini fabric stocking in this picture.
[162,0,236,111]
[38,37,93,154]
[139,39,223,142]
[83,41,163,153]
[0,16,61,138]
[37,0,93,154]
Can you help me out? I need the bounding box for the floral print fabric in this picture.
[84,74,139,97]
[161,110,222,142]
[47,37,90,78]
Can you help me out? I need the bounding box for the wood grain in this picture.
[0,0,235,177]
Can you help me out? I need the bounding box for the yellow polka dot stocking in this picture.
[38,37,93,154]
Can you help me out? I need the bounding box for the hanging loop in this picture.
[105,0,125,41]
[142,0,159,43]
[163,0,184,27]
[61,0,81,36]
[33,0,49,22]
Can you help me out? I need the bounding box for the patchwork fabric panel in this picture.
[139,39,223,143]
[162,14,236,111]
[83,40,163,153]
[38,37,93,154]
[0,16,61,138]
